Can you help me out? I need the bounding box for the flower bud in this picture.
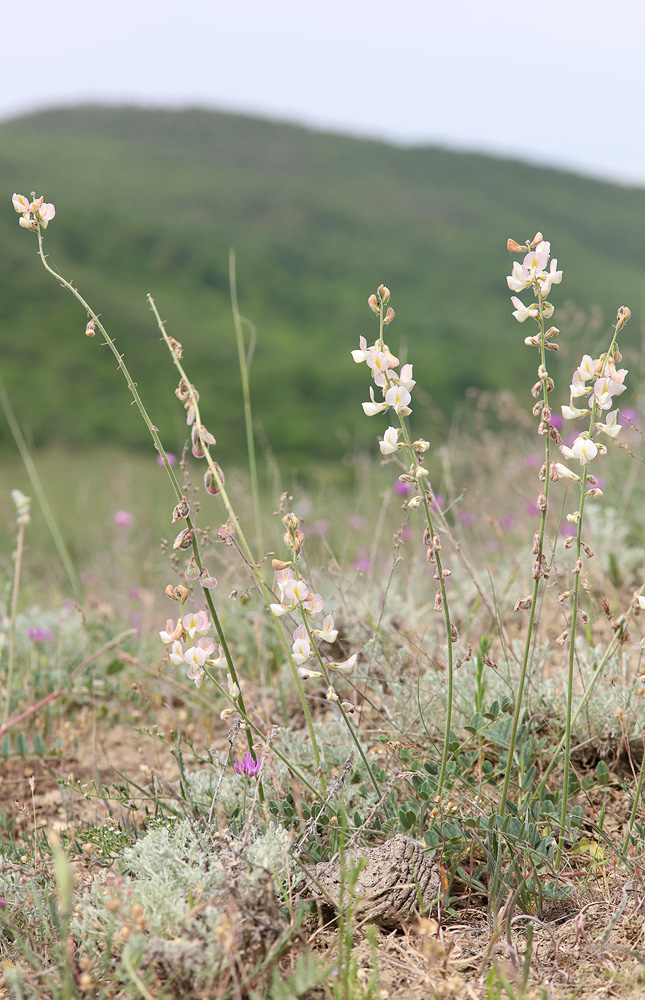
[530,232,544,246]
[383,307,395,326]
[282,512,300,531]
[507,238,526,253]
[85,319,96,337]
[200,569,217,588]
[556,629,570,646]
[514,596,533,611]
[433,590,443,611]
[615,306,631,331]
[378,284,391,304]
[368,293,379,313]
[167,336,183,359]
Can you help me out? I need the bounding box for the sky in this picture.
[3,0,644,186]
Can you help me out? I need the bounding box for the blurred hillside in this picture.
[1,106,644,467]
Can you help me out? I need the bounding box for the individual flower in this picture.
[380,426,402,455]
[182,610,211,640]
[114,510,133,527]
[384,384,411,414]
[312,614,338,643]
[327,653,357,674]
[234,752,262,778]
[362,386,389,417]
[292,625,312,665]
[511,297,539,323]
[28,627,54,643]
[595,410,622,439]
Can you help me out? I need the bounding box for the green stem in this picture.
[4,520,25,724]
[229,248,263,555]
[147,295,326,789]
[34,231,257,739]
[499,293,551,815]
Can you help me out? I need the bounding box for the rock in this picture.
[305,835,440,929]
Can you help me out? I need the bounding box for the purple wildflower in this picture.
[157,452,177,467]
[114,510,133,527]
[28,627,54,643]
[394,480,409,497]
[233,752,262,778]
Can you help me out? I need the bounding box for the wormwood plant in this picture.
[6,192,645,997]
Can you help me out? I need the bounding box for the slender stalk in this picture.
[556,318,624,865]
[229,249,263,554]
[371,293,456,797]
[147,295,326,788]
[4,517,26,723]
[623,739,645,854]
[499,295,551,814]
[34,232,255,740]
[0,382,83,601]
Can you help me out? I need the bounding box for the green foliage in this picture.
[2,106,644,469]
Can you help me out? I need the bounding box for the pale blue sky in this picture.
[3,0,644,184]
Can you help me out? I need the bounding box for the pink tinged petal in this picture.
[200,568,217,588]
[292,624,308,642]
[304,592,324,615]
[269,603,287,616]
[184,645,208,668]
[196,637,215,656]
[19,215,38,230]
[185,556,200,580]
[38,202,55,227]
[12,193,30,213]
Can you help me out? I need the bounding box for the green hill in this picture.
[1,106,643,467]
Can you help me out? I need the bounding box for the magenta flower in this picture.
[114,510,133,527]
[157,452,177,467]
[233,752,262,778]
[28,627,54,643]
[394,480,409,496]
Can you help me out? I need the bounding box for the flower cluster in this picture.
[352,285,415,421]
[271,515,357,706]
[159,608,227,688]
[555,310,631,485]
[12,193,55,231]
[11,489,31,526]
[506,235,562,327]
[233,751,262,778]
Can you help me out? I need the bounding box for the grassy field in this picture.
[2,194,645,999]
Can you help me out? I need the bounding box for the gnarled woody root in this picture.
[304,835,440,929]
